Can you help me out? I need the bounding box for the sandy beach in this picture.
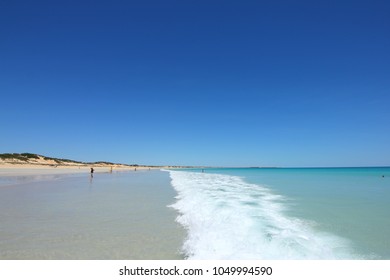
[0,163,155,177]
[0,164,184,259]
[0,153,161,177]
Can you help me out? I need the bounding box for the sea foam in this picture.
[168,170,355,260]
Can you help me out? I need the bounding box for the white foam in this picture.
[168,170,355,259]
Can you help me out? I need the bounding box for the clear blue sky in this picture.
[1,0,389,167]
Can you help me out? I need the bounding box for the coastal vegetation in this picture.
[0,153,204,169]
[0,153,40,161]
[0,153,138,167]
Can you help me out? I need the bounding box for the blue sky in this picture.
[1,0,389,167]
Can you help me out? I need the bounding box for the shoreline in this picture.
[0,167,184,259]
[0,163,159,178]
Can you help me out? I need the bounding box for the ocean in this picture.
[167,167,390,260]
[1,167,389,260]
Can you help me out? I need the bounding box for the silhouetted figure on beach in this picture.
[90,167,94,178]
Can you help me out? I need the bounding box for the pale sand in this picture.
[0,163,158,177]
[0,167,184,259]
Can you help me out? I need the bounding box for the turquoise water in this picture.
[168,167,390,259]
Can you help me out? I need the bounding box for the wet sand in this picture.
[0,169,184,259]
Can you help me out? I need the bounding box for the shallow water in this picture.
[0,170,184,259]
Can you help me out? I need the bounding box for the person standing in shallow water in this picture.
[90,167,94,178]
